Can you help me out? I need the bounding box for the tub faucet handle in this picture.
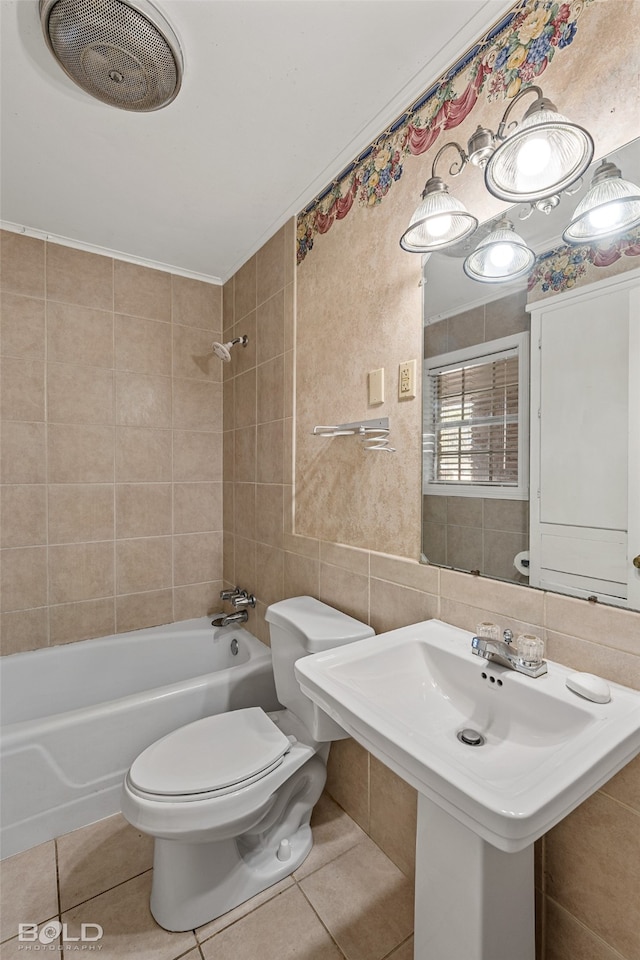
[220,587,241,601]
[231,590,256,609]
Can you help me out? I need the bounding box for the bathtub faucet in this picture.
[211,610,248,628]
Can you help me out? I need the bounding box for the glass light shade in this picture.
[563,162,640,244]
[400,177,479,252]
[485,107,594,203]
[463,219,536,283]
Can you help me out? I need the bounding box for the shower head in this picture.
[212,336,249,363]
[39,0,183,111]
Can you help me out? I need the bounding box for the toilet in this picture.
[121,596,374,931]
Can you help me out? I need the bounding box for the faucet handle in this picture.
[220,587,241,601]
[516,634,545,665]
[231,590,256,609]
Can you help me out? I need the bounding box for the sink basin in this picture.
[295,619,640,852]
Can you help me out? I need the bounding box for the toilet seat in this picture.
[128,707,292,802]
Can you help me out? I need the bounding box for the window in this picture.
[423,332,529,499]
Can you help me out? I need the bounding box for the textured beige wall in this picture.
[0,231,224,654]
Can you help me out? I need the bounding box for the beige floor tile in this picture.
[293,793,367,881]
[545,898,622,960]
[200,885,343,960]
[385,938,414,960]
[299,837,414,960]
[57,813,154,911]
[0,928,59,958]
[61,872,196,960]
[196,876,294,941]
[0,841,58,942]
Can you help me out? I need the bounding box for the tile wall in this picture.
[0,230,224,654]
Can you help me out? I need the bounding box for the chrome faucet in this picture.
[471,630,547,678]
[211,610,249,628]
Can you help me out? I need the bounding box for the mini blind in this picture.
[426,347,520,488]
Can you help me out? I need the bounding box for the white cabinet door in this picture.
[529,268,640,607]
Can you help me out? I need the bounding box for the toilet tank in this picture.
[264,596,374,741]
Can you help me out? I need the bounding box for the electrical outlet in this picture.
[368,368,385,405]
[398,359,417,399]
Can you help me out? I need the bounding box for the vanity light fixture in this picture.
[484,85,594,204]
[399,142,479,252]
[463,217,536,283]
[562,158,640,244]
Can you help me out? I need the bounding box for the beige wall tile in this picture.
[223,378,234,431]
[319,561,369,625]
[299,837,414,960]
[1,485,47,547]
[173,531,223,586]
[1,421,47,483]
[293,792,367,881]
[115,589,174,633]
[232,311,257,374]
[284,283,294,352]
[369,578,438,633]
[1,357,45,420]
[0,840,58,942]
[223,481,234,532]
[234,255,257,322]
[57,813,153,912]
[173,378,222,430]
[544,898,622,960]
[600,754,640,814]
[283,549,319,598]
[48,541,114,604]
[61,872,196,960]
[369,756,417,880]
[116,537,172,595]
[48,424,114,483]
[172,324,221,382]
[223,430,235,482]
[439,596,542,642]
[223,531,234,584]
[223,277,234,335]
[173,430,222,482]
[257,356,284,423]
[48,484,114,544]
[173,580,223,620]
[46,244,113,311]
[1,545,48,611]
[115,426,172,482]
[255,483,284,547]
[256,226,286,306]
[115,314,171,376]
[116,483,172,538]
[440,568,545,626]
[283,532,320,559]
[256,420,284,483]
[234,369,256,428]
[370,551,439,595]
[172,275,222,330]
[1,607,49,655]
[0,231,45,298]
[173,482,222,534]
[115,372,171,427]
[255,542,284,607]
[326,737,369,831]
[47,362,113,424]
[545,630,640,689]
[114,261,171,322]
[235,425,256,482]
[545,593,640,657]
[256,288,284,364]
[49,598,115,645]
[47,301,114,368]
[319,541,369,575]
[545,791,640,959]
[1,293,45,359]
[234,535,256,589]
[283,218,295,286]
[234,481,256,539]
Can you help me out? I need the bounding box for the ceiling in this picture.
[0,0,514,283]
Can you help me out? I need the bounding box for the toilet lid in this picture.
[128,707,291,796]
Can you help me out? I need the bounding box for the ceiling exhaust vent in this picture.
[39,0,183,111]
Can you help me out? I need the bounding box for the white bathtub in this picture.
[0,618,281,859]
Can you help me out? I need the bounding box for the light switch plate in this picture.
[369,368,385,405]
[398,359,417,399]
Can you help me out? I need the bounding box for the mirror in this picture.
[421,136,640,611]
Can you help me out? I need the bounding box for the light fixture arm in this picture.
[430,140,469,181]
[495,84,544,141]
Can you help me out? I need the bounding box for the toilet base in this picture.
[148,753,326,931]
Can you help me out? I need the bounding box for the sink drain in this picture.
[457,728,485,747]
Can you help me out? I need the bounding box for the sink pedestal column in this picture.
[414,795,535,960]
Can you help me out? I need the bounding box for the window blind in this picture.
[426,349,520,486]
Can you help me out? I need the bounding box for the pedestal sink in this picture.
[295,619,640,960]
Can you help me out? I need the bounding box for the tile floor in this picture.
[0,793,414,960]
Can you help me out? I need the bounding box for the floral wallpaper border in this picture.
[527,227,640,297]
[296,0,593,265]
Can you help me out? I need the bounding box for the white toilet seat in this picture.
[128,707,292,801]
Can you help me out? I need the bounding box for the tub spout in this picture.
[211,610,249,628]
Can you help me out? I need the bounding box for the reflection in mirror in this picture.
[421,137,640,611]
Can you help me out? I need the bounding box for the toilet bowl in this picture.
[121,597,374,931]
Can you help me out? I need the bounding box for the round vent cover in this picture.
[40,0,183,111]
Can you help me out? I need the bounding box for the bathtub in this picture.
[0,617,281,859]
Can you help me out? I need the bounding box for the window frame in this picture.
[422,331,530,500]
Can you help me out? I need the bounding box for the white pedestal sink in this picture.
[295,619,640,960]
